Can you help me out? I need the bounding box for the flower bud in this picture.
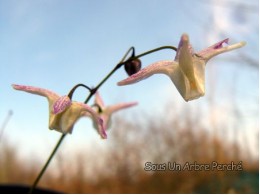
[124,58,141,76]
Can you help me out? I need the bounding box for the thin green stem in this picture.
[120,46,135,63]
[29,83,92,193]
[84,45,177,103]
[118,46,177,66]
[29,134,66,193]
[84,46,136,103]
[84,64,120,103]
[136,46,177,58]
[29,45,178,193]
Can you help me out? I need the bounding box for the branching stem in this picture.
[29,45,177,193]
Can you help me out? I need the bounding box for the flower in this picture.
[12,84,107,139]
[118,34,246,101]
[86,91,138,132]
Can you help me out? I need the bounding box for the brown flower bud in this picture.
[124,58,142,76]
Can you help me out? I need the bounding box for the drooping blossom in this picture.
[12,84,107,139]
[118,34,246,101]
[86,91,138,132]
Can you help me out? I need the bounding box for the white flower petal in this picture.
[178,34,196,83]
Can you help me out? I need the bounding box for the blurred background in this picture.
[0,0,258,193]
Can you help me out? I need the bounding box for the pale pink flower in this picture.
[86,92,138,132]
[118,34,246,101]
[12,84,107,139]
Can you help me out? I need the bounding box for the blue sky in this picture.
[0,0,258,161]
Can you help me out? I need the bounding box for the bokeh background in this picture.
[0,0,258,193]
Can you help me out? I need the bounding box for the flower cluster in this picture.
[12,33,246,138]
[12,33,246,192]
[12,84,137,139]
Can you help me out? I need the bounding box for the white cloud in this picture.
[207,0,257,43]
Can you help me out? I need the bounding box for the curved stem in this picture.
[29,134,66,193]
[136,46,177,59]
[118,46,177,66]
[29,45,178,193]
[84,46,136,103]
[68,83,92,99]
[92,103,103,113]
[29,81,103,193]
[84,45,177,103]
[120,46,135,63]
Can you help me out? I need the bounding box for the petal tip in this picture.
[12,84,20,89]
[131,102,138,106]
[100,129,107,139]
[240,41,247,47]
[12,84,28,91]
[117,79,129,86]
[181,33,189,41]
[99,120,107,139]
[102,134,108,139]
[117,81,124,86]
[224,38,229,44]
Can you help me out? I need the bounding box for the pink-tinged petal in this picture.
[175,33,194,61]
[118,60,175,86]
[197,39,246,62]
[12,84,59,101]
[94,91,105,109]
[213,38,229,49]
[83,112,108,135]
[197,38,229,57]
[101,115,110,132]
[106,102,138,114]
[76,102,107,139]
[52,96,71,114]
